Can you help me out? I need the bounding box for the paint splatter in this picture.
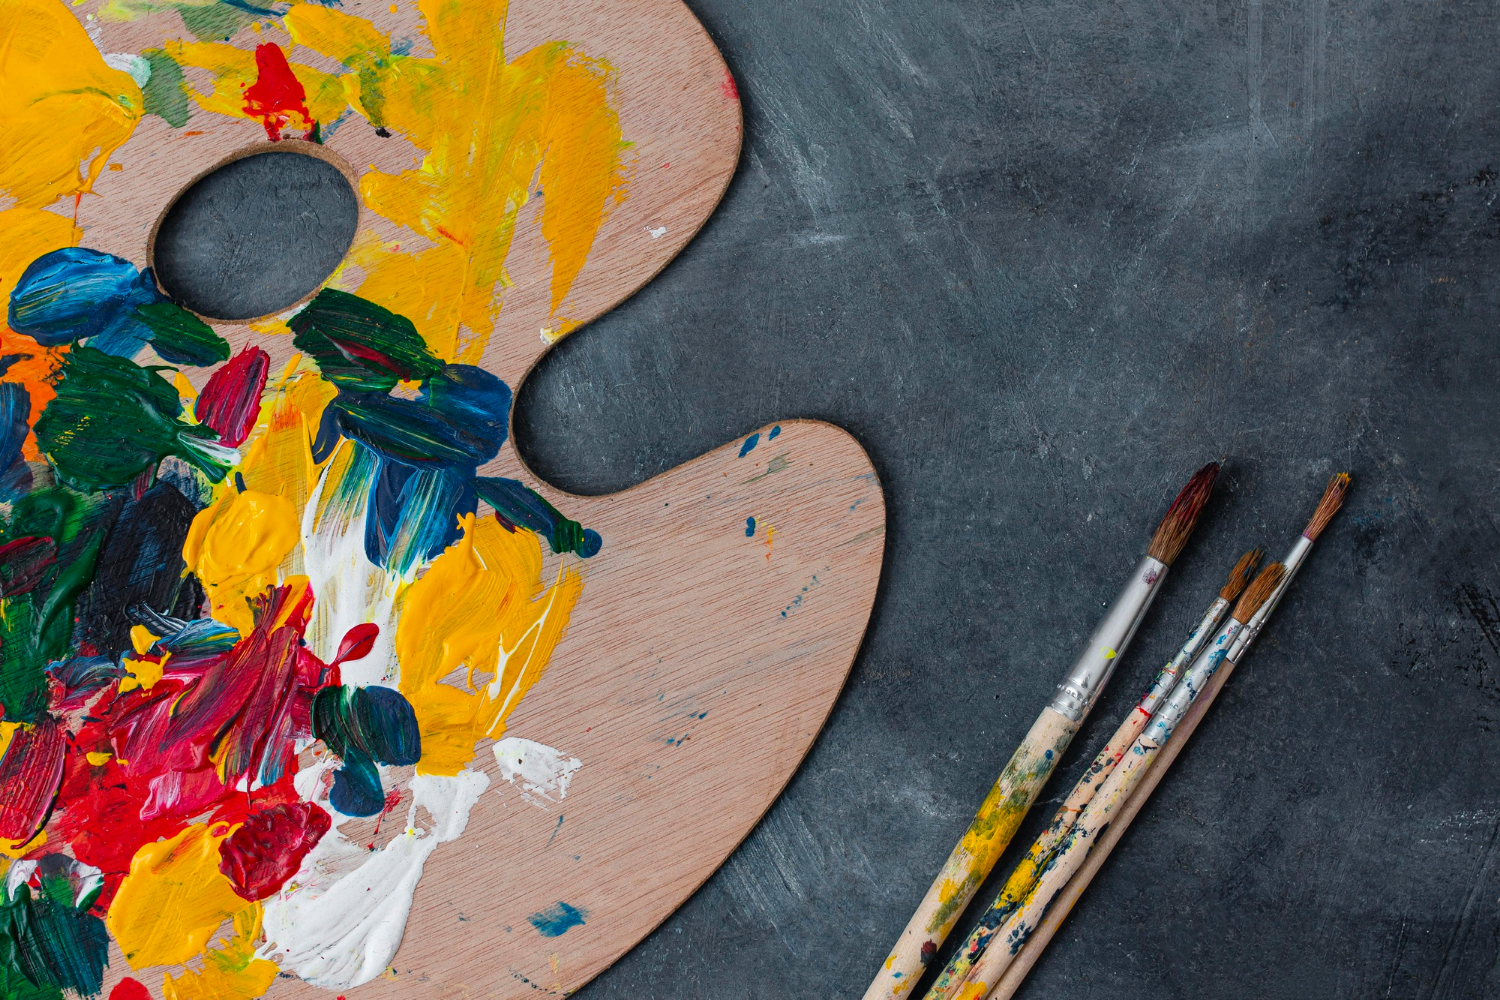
[219,802,332,900]
[527,901,587,938]
[196,347,270,447]
[745,516,756,537]
[243,43,317,141]
[281,1,629,359]
[493,737,582,806]
[0,0,621,991]
[769,425,781,439]
[739,433,760,457]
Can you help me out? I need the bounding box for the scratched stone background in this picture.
[167,0,1500,997]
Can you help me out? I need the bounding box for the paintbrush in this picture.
[862,462,1219,1000]
[978,470,1354,1000]
[948,563,1287,999]
[921,548,1263,1000]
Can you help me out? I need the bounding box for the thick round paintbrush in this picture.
[947,563,1286,999]
[981,471,1353,1000]
[921,548,1262,1000]
[862,463,1218,1000]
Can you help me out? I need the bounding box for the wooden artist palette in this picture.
[7,0,885,997]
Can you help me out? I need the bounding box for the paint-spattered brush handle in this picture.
[865,555,1169,999]
[938,588,1231,992]
[954,735,1166,998]
[862,707,1077,1000]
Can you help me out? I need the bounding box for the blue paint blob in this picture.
[738,433,760,457]
[529,901,588,938]
[578,528,603,558]
[769,425,781,439]
[745,516,756,537]
[9,248,158,351]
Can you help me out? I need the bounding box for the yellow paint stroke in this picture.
[108,823,245,970]
[182,373,335,632]
[166,39,345,129]
[183,489,301,635]
[0,0,142,210]
[162,903,279,1000]
[396,513,582,775]
[0,0,135,459]
[130,624,159,654]
[0,830,45,859]
[233,370,333,516]
[284,0,628,361]
[117,653,166,693]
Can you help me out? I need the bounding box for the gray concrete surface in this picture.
[161,2,1500,996]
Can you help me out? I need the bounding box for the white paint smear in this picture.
[260,766,490,989]
[493,737,581,806]
[301,440,402,686]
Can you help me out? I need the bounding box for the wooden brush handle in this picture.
[864,707,1078,1000]
[924,703,1151,1000]
[984,658,1236,999]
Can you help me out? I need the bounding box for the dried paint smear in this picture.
[0,0,625,997]
[493,737,583,806]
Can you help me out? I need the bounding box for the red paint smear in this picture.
[47,585,365,904]
[331,622,378,668]
[0,536,57,597]
[721,68,740,102]
[0,717,65,842]
[243,43,315,141]
[110,978,153,1000]
[219,801,331,900]
[196,346,269,447]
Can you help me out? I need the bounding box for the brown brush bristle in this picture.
[1219,548,1263,602]
[1303,472,1351,541]
[1146,462,1220,566]
[1232,563,1286,622]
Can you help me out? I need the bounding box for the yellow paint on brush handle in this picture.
[924,704,1152,999]
[862,707,1078,1000]
[957,737,1165,994]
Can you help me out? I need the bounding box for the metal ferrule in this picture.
[1142,617,1244,745]
[1047,555,1169,722]
[1137,596,1230,716]
[1226,534,1314,663]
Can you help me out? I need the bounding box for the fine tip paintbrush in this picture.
[949,562,1286,999]
[862,462,1219,1000]
[1229,472,1350,660]
[924,554,1266,1000]
[922,547,1263,1000]
[978,473,1352,1000]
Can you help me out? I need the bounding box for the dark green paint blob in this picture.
[289,289,444,394]
[313,684,421,816]
[475,476,600,558]
[0,857,109,1000]
[141,50,190,128]
[134,303,229,366]
[33,346,232,490]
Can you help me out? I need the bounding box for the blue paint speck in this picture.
[769,425,781,439]
[528,901,588,938]
[739,433,760,457]
[745,516,756,537]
